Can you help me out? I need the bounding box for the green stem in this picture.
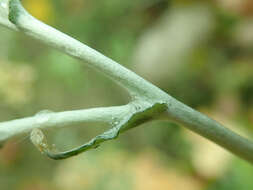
[8,0,168,102]
[0,105,131,142]
[166,100,253,164]
[0,0,252,163]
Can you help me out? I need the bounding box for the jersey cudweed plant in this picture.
[0,0,253,163]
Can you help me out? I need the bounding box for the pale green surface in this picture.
[0,0,252,164]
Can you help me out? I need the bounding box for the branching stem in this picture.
[0,0,253,164]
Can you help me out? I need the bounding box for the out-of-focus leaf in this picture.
[0,60,35,106]
[23,0,54,23]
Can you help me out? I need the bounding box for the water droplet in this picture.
[114,121,119,125]
[30,129,48,152]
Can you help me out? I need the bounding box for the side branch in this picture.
[0,0,253,164]
[0,105,131,142]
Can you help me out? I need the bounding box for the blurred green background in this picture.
[0,0,253,189]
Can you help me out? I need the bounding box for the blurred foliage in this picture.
[24,0,54,23]
[0,0,253,189]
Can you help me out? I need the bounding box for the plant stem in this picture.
[166,100,253,164]
[0,105,131,142]
[8,0,169,102]
[0,0,252,163]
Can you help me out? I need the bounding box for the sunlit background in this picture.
[0,0,253,189]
